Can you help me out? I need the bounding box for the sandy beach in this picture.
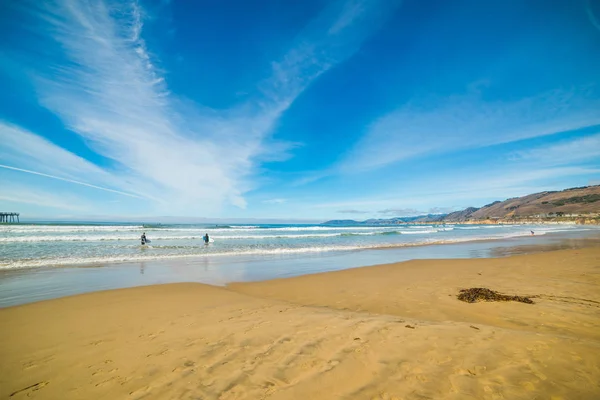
[1,247,599,399]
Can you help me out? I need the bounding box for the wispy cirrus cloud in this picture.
[3,0,400,214]
[378,208,421,216]
[262,198,287,204]
[311,165,600,214]
[0,183,93,212]
[340,87,600,172]
[0,164,142,199]
[328,0,366,35]
[337,209,369,214]
[0,122,113,184]
[428,207,457,215]
[259,0,400,111]
[377,207,454,216]
[0,122,149,200]
[508,133,600,166]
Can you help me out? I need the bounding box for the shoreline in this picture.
[3,227,599,272]
[2,233,600,308]
[230,246,600,340]
[426,218,600,225]
[1,246,599,399]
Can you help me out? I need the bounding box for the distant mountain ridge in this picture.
[322,185,600,225]
[321,217,444,226]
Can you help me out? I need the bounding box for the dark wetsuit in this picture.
[141,234,147,245]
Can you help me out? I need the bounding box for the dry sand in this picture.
[1,247,599,399]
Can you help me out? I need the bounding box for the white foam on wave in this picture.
[0,235,203,243]
[251,226,397,231]
[2,223,591,244]
[398,229,439,234]
[135,226,393,233]
[0,245,382,269]
[0,227,440,242]
[0,231,391,242]
[0,229,560,270]
[0,225,144,233]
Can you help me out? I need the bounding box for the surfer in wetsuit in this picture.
[141,232,147,245]
[203,233,209,244]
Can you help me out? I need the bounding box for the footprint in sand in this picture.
[94,377,117,387]
[23,355,54,369]
[92,367,119,376]
[520,381,536,391]
[323,360,340,372]
[146,349,170,358]
[436,356,452,365]
[262,380,279,396]
[22,361,37,370]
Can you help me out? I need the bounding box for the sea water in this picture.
[1,222,598,270]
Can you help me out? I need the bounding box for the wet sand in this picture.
[1,247,599,399]
[2,233,599,308]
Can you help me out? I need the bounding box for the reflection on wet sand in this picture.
[488,237,600,258]
[1,231,600,307]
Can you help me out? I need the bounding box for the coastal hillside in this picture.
[323,185,600,225]
[451,185,600,221]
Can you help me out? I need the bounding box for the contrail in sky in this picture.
[0,164,144,199]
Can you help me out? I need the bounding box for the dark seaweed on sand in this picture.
[457,288,534,304]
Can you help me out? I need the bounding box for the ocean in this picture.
[1,222,598,270]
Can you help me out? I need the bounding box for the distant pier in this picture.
[0,212,20,223]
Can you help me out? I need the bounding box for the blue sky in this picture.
[0,0,599,222]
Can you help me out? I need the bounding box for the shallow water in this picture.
[1,222,597,269]
[1,227,599,307]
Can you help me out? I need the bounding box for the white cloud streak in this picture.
[0,164,143,199]
[0,183,92,212]
[337,209,369,214]
[0,122,112,183]
[378,208,420,216]
[311,166,600,212]
[262,198,287,204]
[328,0,365,35]
[0,121,158,201]
[509,133,600,166]
[341,88,600,172]
[6,0,400,215]
[259,0,400,112]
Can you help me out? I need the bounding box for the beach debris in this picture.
[457,288,534,304]
[10,381,49,397]
[469,325,480,330]
[354,337,361,341]
[405,324,415,329]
